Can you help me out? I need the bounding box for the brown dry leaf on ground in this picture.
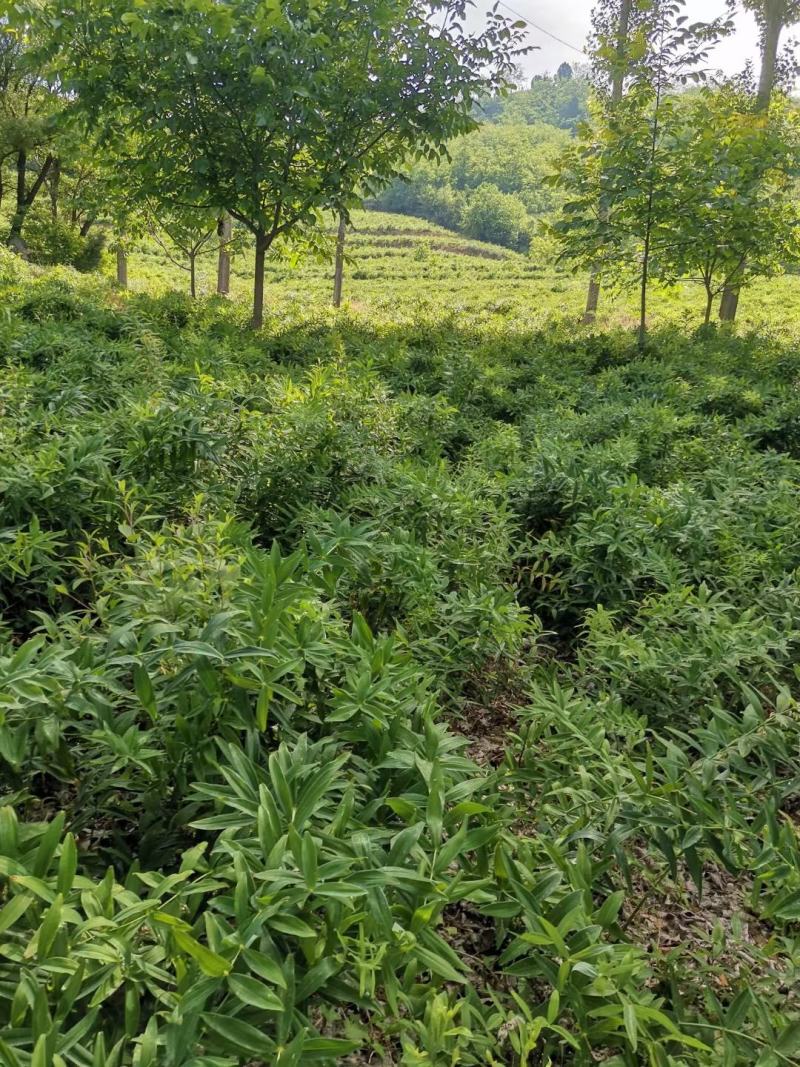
[622,853,793,999]
[455,695,520,769]
[441,900,503,982]
[782,793,800,828]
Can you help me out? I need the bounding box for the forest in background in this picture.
[371,71,590,251]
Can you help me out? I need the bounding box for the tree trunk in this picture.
[216,214,232,295]
[583,275,601,324]
[719,286,739,322]
[7,151,55,246]
[637,27,668,353]
[704,288,714,325]
[757,0,784,110]
[189,251,197,298]
[7,150,28,245]
[15,149,26,212]
[583,0,632,323]
[252,231,268,329]
[720,0,785,322]
[116,247,128,289]
[332,213,346,308]
[638,232,650,350]
[79,217,94,237]
[49,158,61,221]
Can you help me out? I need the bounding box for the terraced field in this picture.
[123,208,800,330]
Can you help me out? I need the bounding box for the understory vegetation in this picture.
[1,236,800,1065]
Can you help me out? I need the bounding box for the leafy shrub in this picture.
[461,182,532,252]
[23,214,106,272]
[1,250,799,1066]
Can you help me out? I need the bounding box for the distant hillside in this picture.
[371,73,589,251]
[481,68,592,131]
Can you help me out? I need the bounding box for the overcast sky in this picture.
[467,1,764,81]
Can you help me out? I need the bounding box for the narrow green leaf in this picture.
[623,1001,638,1052]
[172,929,231,977]
[0,893,33,935]
[242,947,287,989]
[267,914,316,938]
[202,1013,274,1056]
[228,973,284,1012]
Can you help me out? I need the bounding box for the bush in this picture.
[461,183,532,252]
[22,213,106,272]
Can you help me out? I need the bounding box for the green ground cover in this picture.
[117,210,800,334]
[1,219,799,1065]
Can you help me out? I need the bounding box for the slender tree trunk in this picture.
[583,0,632,323]
[49,158,61,221]
[79,217,94,237]
[116,247,128,289]
[216,214,232,295]
[757,0,784,110]
[8,150,28,245]
[252,230,268,329]
[7,151,55,246]
[637,23,668,353]
[639,231,650,349]
[332,213,346,308]
[15,149,26,212]
[189,251,197,299]
[704,287,714,325]
[720,0,784,322]
[583,276,601,324]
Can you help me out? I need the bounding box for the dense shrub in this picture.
[1,256,799,1065]
[22,212,106,271]
[461,183,532,252]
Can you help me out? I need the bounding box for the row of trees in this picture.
[1,0,529,325]
[557,0,800,336]
[3,0,798,334]
[480,66,592,131]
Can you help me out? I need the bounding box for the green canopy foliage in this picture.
[28,0,527,324]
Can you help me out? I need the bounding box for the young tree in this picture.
[660,87,800,324]
[718,0,800,321]
[555,0,730,345]
[42,0,528,327]
[583,0,633,324]
[147,207,219,299]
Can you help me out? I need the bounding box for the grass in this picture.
[118,208,800,334]
[0,214,799,1065]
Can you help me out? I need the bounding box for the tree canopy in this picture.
[31,0,527,324]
